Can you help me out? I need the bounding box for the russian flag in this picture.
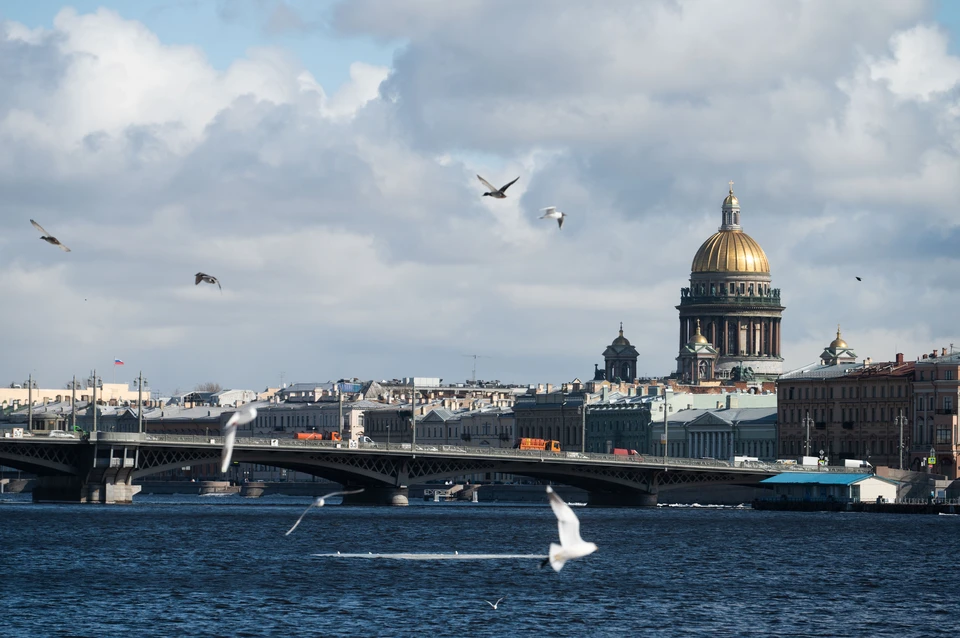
[114,358,124,366]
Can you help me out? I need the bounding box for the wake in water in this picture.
[313,553,547,560]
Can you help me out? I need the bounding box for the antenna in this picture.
[461,354,490,385]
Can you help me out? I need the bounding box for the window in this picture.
[805,388,809,400]
[947,371,955,381]
[842,387,846,399]
[946,396,954,411]
[789,387,795,400]
[937,427,951,444]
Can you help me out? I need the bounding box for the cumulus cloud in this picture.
[0,1,958,392]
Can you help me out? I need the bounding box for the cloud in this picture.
[1,1,958,393]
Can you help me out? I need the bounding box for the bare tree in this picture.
[195,382,222,393]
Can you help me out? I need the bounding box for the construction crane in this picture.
[461,354,490,385]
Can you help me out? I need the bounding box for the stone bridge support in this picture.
[342,486,409,506]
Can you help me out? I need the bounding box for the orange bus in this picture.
[517,438,561,452]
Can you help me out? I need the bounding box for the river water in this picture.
[1,493,956,637]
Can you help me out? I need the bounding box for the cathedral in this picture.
[676,183,784,383]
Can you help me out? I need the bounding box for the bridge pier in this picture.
[33,472,142,504]
[343,486,409,506]
[587,490,658,507]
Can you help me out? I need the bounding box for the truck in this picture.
[732,455,760,465]
[800,456,820,467]
[613,448,640,456]
[843,458,872,469]
[294,431,342,441]
[517,438,561,452]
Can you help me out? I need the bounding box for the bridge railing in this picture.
[74,433,864,473]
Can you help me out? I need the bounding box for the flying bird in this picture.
[219,405,258,473]
[540,486,597,572]
[485,598,505,610]
[30,220,71,252]
[539,207,567,229]
[477,175,520,199]
[285,489,366,535]
[856,277,862,282]
[195,272,221,292]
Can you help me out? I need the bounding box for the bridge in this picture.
[0,432,859,506]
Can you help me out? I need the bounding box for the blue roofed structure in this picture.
[760,472,898,503]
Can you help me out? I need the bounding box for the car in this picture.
[48,430,76,438]
[360,436,376,444]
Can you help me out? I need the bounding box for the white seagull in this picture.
[539,207,567,229]
[219,405,258,473]
[541,485,597,572]
[285,489,366,535]
[195,272,222,293]
[30,220,71,252]
[477,175,520,199]
[485,597,505,610]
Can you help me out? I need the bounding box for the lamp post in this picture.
[894,409,907,470]
[88,370,102,433]
[27,373,33,433]
[134,371,148,435]
[71,375,77,432]
[928,446,936,475]
[410,379,416,450]
[663,387,672,468]
[803,411,814,457]
[338,382,344,440]
[581,396,588,454]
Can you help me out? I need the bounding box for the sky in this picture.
[1,0,959,395]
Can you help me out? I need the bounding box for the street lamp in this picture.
[580,396,588,454]
[663,387,673,468]
[87,370,102,433]
[894,409,907,470]
[133,372,149,435]
[803,411,814,457]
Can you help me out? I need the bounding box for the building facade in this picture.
[512,392,588,451]
[777,330,914,469]
[912,348,960,478]
[677,183,784,382]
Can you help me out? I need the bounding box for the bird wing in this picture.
[485,600,495,608]
[477,175,497,192]
[220,422,237,473]
[499,176,520,192]
[228,406,257,427]
[557,216,564,229]
[285,501,317,536]
[58,242,72,252]
[547,486,583,547]
[539,206,556,218]
[284,489,363,535]
[195,273,204,286]
[30,219,49,236]
[495,597,504,606]
[216,278,222,292]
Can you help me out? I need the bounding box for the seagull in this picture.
[485,598,505,610]
[284,488,366,535]
[540,485,597,572]
[30,220,71,252]
[219,405,258,473]
[195,272,221,292]
[477,175,520,199]
[855,277,862,282]
[539,207,567,229]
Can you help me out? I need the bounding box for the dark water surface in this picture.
[1,494,956,637]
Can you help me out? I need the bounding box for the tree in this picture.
[195,382,222,393]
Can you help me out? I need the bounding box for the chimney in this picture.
[895,353,904,365]
[943,348,948,357]
[922,354,928,359]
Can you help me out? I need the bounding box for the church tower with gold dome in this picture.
[676,182,784,382]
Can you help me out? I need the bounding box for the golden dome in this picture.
[689,319,709,345]
[830,325,848,349]
[691,229,770,273]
